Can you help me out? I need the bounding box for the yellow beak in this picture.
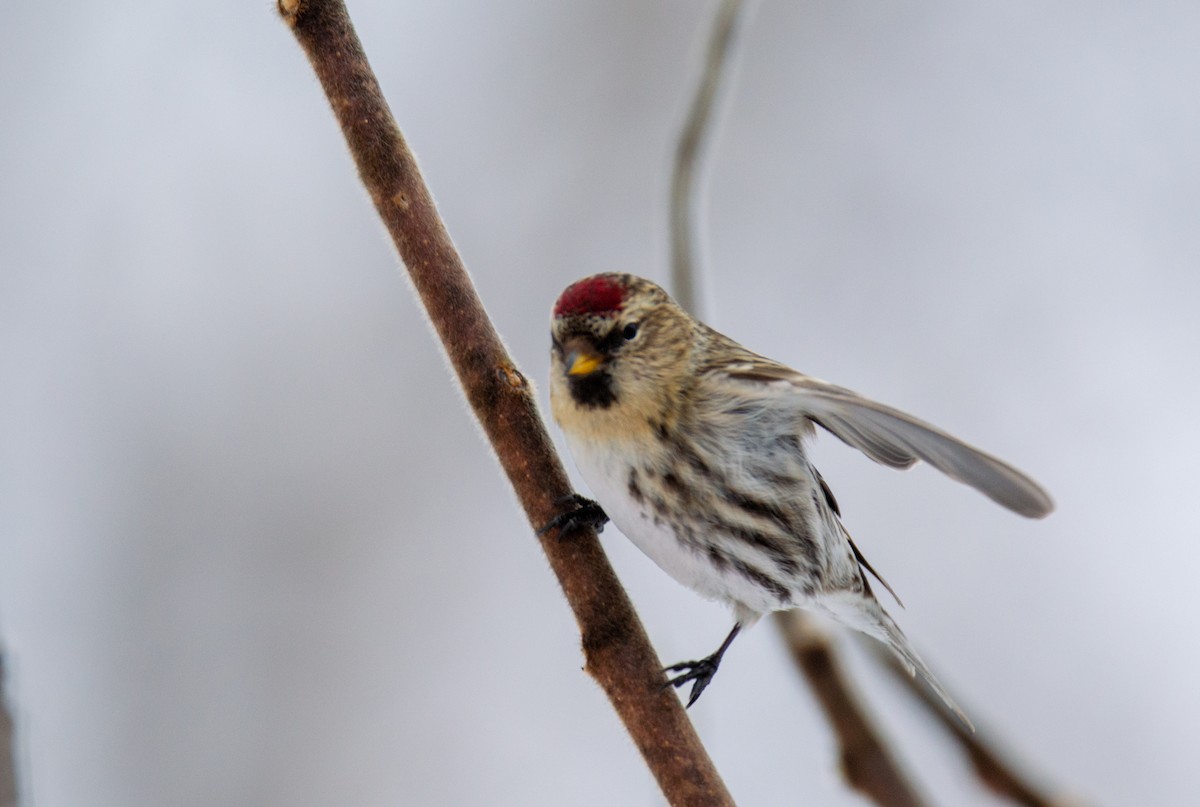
[566,350,603,376]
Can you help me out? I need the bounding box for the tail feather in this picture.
[818,592,974,732]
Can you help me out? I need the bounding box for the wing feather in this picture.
[717,358,1053,519]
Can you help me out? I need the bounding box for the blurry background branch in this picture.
[0,652,17,807]
[275,1,734,804]
[866,642,1071,807]
[668,4,925,805]
[670,0,744,316]
[669,2,1073,807]
[778,614,927,807]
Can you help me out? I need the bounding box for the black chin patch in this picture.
[568,371,617,409]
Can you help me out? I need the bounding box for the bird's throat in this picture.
[567,370,617,409]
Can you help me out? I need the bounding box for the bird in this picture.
[543,272,1053,724]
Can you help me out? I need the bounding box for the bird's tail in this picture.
[818,591,974,731]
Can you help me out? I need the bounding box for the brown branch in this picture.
[866,642,1077,807]
[778,613,928,807]
[0,653,17,807]
[274,1,734,804]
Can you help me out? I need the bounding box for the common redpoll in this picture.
[545,273,1053,721]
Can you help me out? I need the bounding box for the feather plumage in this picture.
[700,331,1054,518]
[548,273,1051,723]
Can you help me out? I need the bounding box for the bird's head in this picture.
[549,273,692,419]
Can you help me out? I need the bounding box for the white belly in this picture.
[563,432,779,622]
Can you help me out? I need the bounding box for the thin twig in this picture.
[670,0,744,316]
[668,4,927,806]
[778,614,927,807]
[0,653,17,807]
[867,642,1077,807]
[275,2,733,804]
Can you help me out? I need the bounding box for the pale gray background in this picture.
[2,1,1197,805]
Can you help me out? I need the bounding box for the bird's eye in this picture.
[622,323,639,341]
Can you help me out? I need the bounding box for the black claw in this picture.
[662,623,742,708]
[537,494,608,538]
[664,656,721,708]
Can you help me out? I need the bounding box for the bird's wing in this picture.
[708,351,1053,519]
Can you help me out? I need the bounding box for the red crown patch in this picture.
[553,275,625,317]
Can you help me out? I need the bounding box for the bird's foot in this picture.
[537,494,608,538]
[664,654,723,708]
